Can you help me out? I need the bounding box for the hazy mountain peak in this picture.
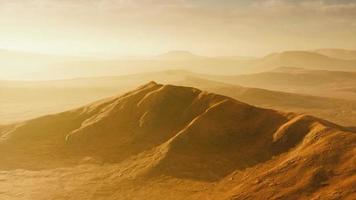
[156,50,202,60]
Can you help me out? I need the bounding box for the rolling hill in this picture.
[248,51,356,72]
[314,49,356,60]
[28,50,356,78]
[2,49,356,80]
[209,67,356,100]
[0,82,355,199]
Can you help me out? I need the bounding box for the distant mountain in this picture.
[155,51,204,60]
[208,67,356,100]
[3,48,356,80]
[314,49,356,60]
[0,82,355,199]
[250,51,356,72]
[154,50,356,73]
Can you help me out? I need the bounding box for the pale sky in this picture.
[0,0,355,57]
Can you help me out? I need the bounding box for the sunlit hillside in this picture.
[1,83,355,199]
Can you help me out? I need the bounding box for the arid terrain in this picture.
[1,82,355,200]
[2,0,356,199]
[2,70,356,127]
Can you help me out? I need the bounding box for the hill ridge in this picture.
[0,82,355,199]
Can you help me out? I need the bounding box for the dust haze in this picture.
[1,0,356,200]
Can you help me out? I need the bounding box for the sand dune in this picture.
[0,82,355,199]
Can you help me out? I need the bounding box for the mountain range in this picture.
[1,49,356,80]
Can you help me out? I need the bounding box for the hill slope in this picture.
[2,70,356,127]
[0,82,355,199]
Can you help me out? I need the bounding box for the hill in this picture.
[0,82,355,199]
[209,67,356,100]
[314,49,356,60]
[2,70,356,127]
[155,51,204,60]
[250,51,356,72]
[2,49,356,80]
[28,50,356,78]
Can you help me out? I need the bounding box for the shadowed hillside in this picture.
[0,83,355,199]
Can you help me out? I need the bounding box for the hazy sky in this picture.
[0,0,355,57]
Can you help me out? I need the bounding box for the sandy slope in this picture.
[0,82,355,200]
